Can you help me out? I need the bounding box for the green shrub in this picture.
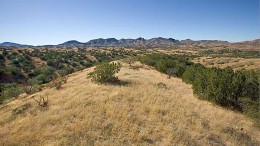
[182,64,205,84]
[156,59,176,73]
[166,68,177,78]
[5,66,25,82]
[0,83,23,102]
[33,66,56,84]
[182,64,259,111]
[84,61,94,67]
[39,66,56,76]
[239,98,260,123]
[242,70,259,100]
[139,55,156,67]
[34,74,51,84]
[88,62,121,83]
[57,67,74,76]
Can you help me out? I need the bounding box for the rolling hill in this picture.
[0,61,259,145]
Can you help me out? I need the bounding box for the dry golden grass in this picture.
[193,57,260,70]
[0,62,259,145]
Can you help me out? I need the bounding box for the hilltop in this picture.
[0,62,259,145]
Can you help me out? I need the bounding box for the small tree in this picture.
[88,62,121,83]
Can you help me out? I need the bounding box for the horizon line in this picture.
[1,37,259,46]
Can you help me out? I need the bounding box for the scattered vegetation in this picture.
[139,54,260,123]
[192,57,260,70]
[0,54,259,145]
[0,46,259,144]
[0,47,139,103]
[199,49,260,58]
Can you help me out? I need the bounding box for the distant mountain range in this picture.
[1,38,259,49]
[0,42,32,47]
[46,37,180,48]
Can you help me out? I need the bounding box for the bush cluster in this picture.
[139,54,192,77]
[182,64,259,121]
[139,54,260,122]
[88,62,121,83]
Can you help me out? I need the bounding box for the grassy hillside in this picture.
[0,61,259,145]
[0,47,141,104]
[193,57,260,70]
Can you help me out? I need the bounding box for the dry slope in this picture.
[0,62,259,146]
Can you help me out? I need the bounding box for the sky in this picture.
[0,0,259,45]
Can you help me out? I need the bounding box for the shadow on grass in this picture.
[113,80,131,86]
[105,79,131,86]
[98,78,131,86]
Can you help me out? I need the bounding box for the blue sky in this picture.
[0,0,259,45]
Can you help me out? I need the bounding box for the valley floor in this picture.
[0,62,259,145]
